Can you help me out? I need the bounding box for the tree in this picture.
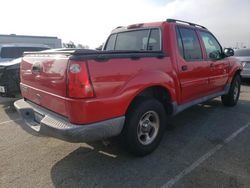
[77,44,89,49]
[96,43,104,50]
[63,41,90,49]
[63,41,76,48]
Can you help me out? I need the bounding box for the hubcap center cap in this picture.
[142,121,151,132]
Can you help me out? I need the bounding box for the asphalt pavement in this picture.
[1,84,250,188]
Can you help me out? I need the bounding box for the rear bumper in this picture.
[14,99,125,143]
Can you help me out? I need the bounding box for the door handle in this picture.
[181,65,188,71]
[210,63,215,68]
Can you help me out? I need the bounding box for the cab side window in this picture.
[200,31,222,59]
[178,28,203,60]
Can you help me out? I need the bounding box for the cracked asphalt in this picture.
[1,83,250,188]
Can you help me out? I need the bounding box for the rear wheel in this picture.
[122,98,166,156]
[221,74,241,106]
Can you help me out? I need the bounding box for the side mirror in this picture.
[224,48,234,57]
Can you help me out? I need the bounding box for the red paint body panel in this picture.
[21,55,69,117]
[20,21,242,124]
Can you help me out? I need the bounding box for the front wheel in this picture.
[221,74,241,106]
[122,98,166,156]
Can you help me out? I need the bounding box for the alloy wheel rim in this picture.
[233,81,239,101]
[137,111,160,145]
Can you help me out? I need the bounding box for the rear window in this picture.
[234,49,250,57]
[105,29,161,51]
[0,47,49,58]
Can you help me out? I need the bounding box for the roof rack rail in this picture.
[166,19,207,29]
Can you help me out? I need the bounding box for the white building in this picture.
[0,34,62,48]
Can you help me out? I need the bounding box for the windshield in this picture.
[104,28,161,51]
[234,49,250,57]
[0,46,49,59]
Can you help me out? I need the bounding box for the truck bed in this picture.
[21,49,169,124]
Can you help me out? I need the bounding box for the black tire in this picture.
[221,74,241,106]
[122,98,166,156]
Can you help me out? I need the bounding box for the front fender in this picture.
[227,57,243,84]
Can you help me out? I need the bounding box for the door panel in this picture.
[178,60,210,103]
[176,27,210,104]
[199,31,229,92]
[208,60,229,92]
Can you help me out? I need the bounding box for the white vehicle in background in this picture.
[234,48,250,79]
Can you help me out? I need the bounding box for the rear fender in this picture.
[118,70,177,112]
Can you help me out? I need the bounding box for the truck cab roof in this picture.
[111,19,208,34]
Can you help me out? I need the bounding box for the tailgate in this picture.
[20,54,69,116]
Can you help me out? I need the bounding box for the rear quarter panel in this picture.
[86,56,177,122]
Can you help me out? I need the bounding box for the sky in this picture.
[1,0,249,48]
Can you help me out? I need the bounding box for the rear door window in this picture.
[176,29,184,58]
[178,28,203,60]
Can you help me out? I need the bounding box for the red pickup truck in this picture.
[15,19,242,156]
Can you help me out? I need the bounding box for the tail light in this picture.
[67,60,94,98]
